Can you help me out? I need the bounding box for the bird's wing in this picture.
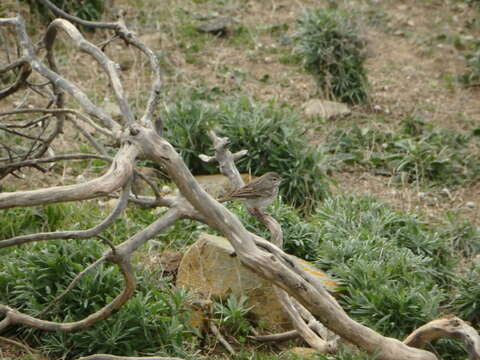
[227,184,263,199]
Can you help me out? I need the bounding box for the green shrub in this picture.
[0,239,194,359]
[296,8,369,104]
[163,96,329,211]
[324,117,480,186]
[311,195,456,338]
[21,0,104,24]
[452,266,480,327]
[226,201,320,261]
[213,294,253,338]
[438,215,480,258]
[459,50,480,87]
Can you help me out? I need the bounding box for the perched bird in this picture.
[219,172,283,209]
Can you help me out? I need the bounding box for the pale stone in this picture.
[176,233,337,331]
[303,99,351,120]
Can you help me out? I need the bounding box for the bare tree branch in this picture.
[44,19,134,126]
[405,317,480,360]
[36,0,163,128]
[0,181,130,248]
[0,255,136,332]
[0,17,120,132]
[0,153,111,175]
[0,62,32,100]
[0,108,114,137]
[0,144,137,209]
[201,130,335,353]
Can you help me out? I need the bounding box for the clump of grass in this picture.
[213,294,253,339]
[312,195,456,338]
[452,265,480,327]
[0,239,195,359]
[295,8,369,104]
[325,116,480,186]
[163,96,329,211]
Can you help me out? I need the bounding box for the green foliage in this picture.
[296,8,369,104]
[0,203,195,358]
[459,50,480,86]
[22,0,104,24]
[438,215,480,258]
[226,200,320,261]
[0,202,100,240]
[0,239,194,359]
[452,266,480,327]
[213,294,253,337]
[325,116,480,186]
[311,195,456,338]
[163,96,329,211]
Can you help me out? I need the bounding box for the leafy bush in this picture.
[452,266,480,327]
[0,239,194,359]
[295,8,369,104]
[163,96,329,211]
[21,0,104,24]
[311,195,456,338]
[438,215,480,258]
[213,294,253,337]
[324,117,480,186]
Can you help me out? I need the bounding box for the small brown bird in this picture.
[219,172,283,209]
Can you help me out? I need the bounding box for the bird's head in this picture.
[264,172,283,185]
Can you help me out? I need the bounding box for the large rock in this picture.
[176,233,337,331]
[303,99,351,120]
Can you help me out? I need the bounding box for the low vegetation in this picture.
[295,8,369,104]
[2,194,479,359]
[163,95,330,211]
[324,116,480,187]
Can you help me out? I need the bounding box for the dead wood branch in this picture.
[0,144,137,209]
[0,256,136,332]
[404,317,480,360]
[0,62,32,100]
[0,17,120,132]
[201,130,336,353]
[133,127,438,360]
[37,0,163,127]
[44,19,134,126]
[0,181,129,249]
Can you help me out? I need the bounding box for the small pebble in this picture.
[466,201,475,208]
[161,185,172,194]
